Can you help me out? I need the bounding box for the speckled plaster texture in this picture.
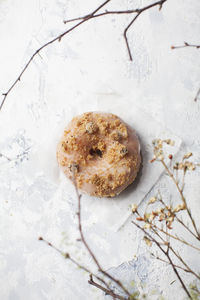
[0,0,200,299]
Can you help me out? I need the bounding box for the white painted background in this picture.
[0,0,200,299]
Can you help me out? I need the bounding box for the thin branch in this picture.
[123,0,167,61]
[153,220,200,280]
[0,153,11,161]
[171,42,200,50]
[159,198,199,240]
[0,0,111,111]
[72,170,131,298]
[38,237,97,278]
[152,223,200,252]
[151,253,190,273]
[151,199,200,280]
[88,275,126,300]
[64,0,167,61]
[168,244,200,281]
[38,237,123,300]
[132,221,192,299]
[1,0,169,111]
[171,42,200,103]
[64,0,167,24]
[181,169,186,192]
[165,252,192,299]
[38,165,132,300]
[150,223,200,280]
[194,87,200,102]
[176,215,200,240]
[161,159,200,239]
[123,13,141,61]
[64,10,139,23]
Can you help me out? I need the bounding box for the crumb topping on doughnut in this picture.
[85,121,98,134]
[57,112,141,197]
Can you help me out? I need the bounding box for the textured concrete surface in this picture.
[0,0,200,299]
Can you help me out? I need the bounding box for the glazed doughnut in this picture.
[57,112,141,197]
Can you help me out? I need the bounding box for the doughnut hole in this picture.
[57,112,141,197]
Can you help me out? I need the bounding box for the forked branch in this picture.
[64,0,167,61]
[132,221,192,299]
[1,0,168,111]
[39,237,124,300]
[171,42,200,50]
[72,171,131,298]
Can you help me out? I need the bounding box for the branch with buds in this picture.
[39,138,200,299]
[132,139,200,299]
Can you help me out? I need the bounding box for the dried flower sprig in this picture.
[39,137,200,299]
[150,139,200,239]
[132,220,193,299]
[0,0,168,111]
[135,201,200,252]
[133,203,200,281]
[132,139,200,299]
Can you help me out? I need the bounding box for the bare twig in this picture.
[151,253,190,273]
[1,0,168,111]
[151,224,200,280]
[176,215,200,240]
[88,275,125,300]
[168,245,200,281]
[137,208,200,280]
[0,153,11,161]
[151,223,200,252]
[132,221,192,299]
[143,170,200,281]
[38,237,123,300]
[171,42,200,50]
[159,197,199,240]
[64,1,167,24]
[133,141,200,297]
[161,159,200,239]
[72,170,132,298]
[194,87,200,102]
[38,165,133,299]
[0,0,110,111]
[123,13,141,61]
[64,0,167,61]
[170,41,200,102]
[136,204,200,252]
[123,0,167,60]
